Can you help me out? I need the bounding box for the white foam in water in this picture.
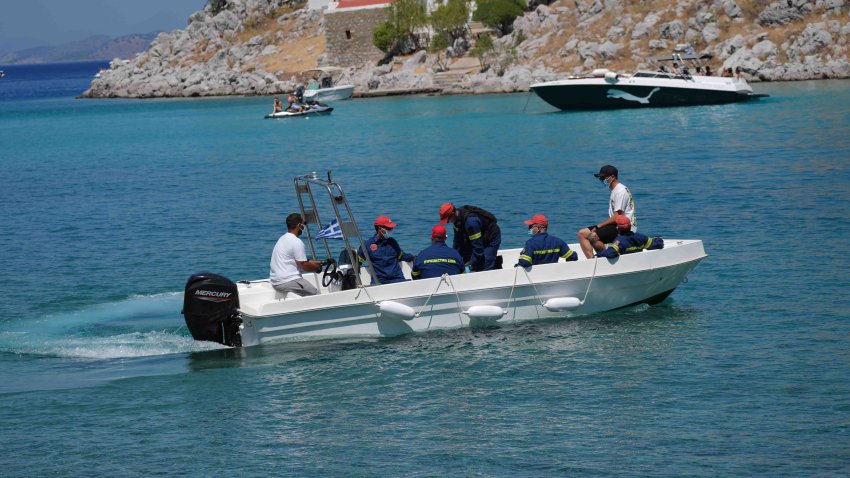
[0,292,228,359]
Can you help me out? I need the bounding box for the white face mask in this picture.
[382,228,393,239]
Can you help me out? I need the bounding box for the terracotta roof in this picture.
[335,0,393,9]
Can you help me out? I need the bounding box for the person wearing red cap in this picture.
[596,214,664,259]
[516,214,578,268]
[438,202,501,272]
[411,225,465,280]
[577,164,637,258]
[356,215,414,284]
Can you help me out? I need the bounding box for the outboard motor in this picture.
[182,272,242,347]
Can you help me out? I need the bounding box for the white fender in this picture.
[591,68,610,77]
[543,297,583,311]
[378,300,416,320]
[464,305,506,319]
[604,71,620,83]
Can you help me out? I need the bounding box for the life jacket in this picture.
[457,205,499,244]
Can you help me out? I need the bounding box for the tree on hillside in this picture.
[472,0,526,35]
[428,31,451,71]
[372,0,428,57]
[429,0,470,46]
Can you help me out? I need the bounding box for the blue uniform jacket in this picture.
[357,234,414,284]
[516,232,577,267]
[411,241,465,280]
[453,215,501,271]
[596,231,663,258]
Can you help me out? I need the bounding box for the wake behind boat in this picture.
[530,46,768,110]
[264,103,333,119]
[182,172,707,347]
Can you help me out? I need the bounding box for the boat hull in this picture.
[231,240,706,347]
[303,85,355,102]
[531,76,763,110]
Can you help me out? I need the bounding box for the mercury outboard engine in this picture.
[182,272,242,347]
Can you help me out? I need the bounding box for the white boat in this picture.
[530,47,767,110]
[301,67,355,102]
[182,172,707,347]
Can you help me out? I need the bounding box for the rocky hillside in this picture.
[82,0,850,98]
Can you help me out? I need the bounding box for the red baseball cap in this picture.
[523,214,548,227]
[431,225,447,238]
[438,202,455,225]
[374,216,397,228]
[615,215,631,230]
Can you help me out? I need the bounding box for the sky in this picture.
[0,0,208,54]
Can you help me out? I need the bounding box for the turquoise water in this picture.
[1,63,849,475]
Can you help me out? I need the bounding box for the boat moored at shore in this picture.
[531,49,768,110]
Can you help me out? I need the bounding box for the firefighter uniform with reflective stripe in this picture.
[411,241,464,280]
[357,235,414,284]
[453,210,501,272]
[596,231,663,258]
[516,232,577,267]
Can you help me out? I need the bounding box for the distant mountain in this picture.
[0,33,159,64]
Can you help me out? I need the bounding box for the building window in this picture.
[345,29,352,40]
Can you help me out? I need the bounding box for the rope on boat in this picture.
[413,274,452,330]
[581,257,599,304]
[506,266,522,323]
[354,285,381,319]
[444,274,465,327]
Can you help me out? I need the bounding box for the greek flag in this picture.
[315,219,343,240]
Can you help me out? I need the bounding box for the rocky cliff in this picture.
[82,0,850,98]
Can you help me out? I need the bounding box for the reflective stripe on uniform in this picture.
[468,232,482,241]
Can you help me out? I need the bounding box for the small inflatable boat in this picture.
[264,104,333,119]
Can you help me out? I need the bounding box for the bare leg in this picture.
[578,228,595,259]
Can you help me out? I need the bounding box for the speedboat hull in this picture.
[184,240,706,347]
[531,74,765,110]
[303,85,355,102]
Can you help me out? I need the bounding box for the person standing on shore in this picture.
[577,165,636,259]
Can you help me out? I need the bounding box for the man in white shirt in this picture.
[270,213,325,296]
[577,165,636,258]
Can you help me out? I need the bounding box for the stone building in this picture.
[323,0,393,67]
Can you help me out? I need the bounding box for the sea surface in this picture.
[1,60,848,476]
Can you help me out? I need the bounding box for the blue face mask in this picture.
[527,227,535,236]
[601,177,611,187]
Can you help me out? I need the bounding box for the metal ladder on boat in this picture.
[293,171,379,287]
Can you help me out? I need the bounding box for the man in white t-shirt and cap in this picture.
[577,164,636,258]
[270,213,326,296]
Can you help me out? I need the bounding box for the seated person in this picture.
[270,213,325,296]
[286,94,303,112]
[273,97,283,113]
[357,216,414,284]
[412,225,464,280]
[516,214,577,268]
[596,215,664,259]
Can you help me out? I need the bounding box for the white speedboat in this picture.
[301,67,355,102]
[182,172,707,347]
[264,104,333,118]
[530,48,767,110]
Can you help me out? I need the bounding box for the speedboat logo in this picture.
[195,289,233,302]
[607,87,660,104]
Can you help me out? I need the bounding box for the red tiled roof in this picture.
[335,0,393,9]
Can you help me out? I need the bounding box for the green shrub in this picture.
[209,0,228,15]
[372,22,398,53]
[472,0,526,35]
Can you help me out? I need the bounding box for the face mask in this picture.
[601,177,611,187]
[527,227,535,236]
[382,229,393,239]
